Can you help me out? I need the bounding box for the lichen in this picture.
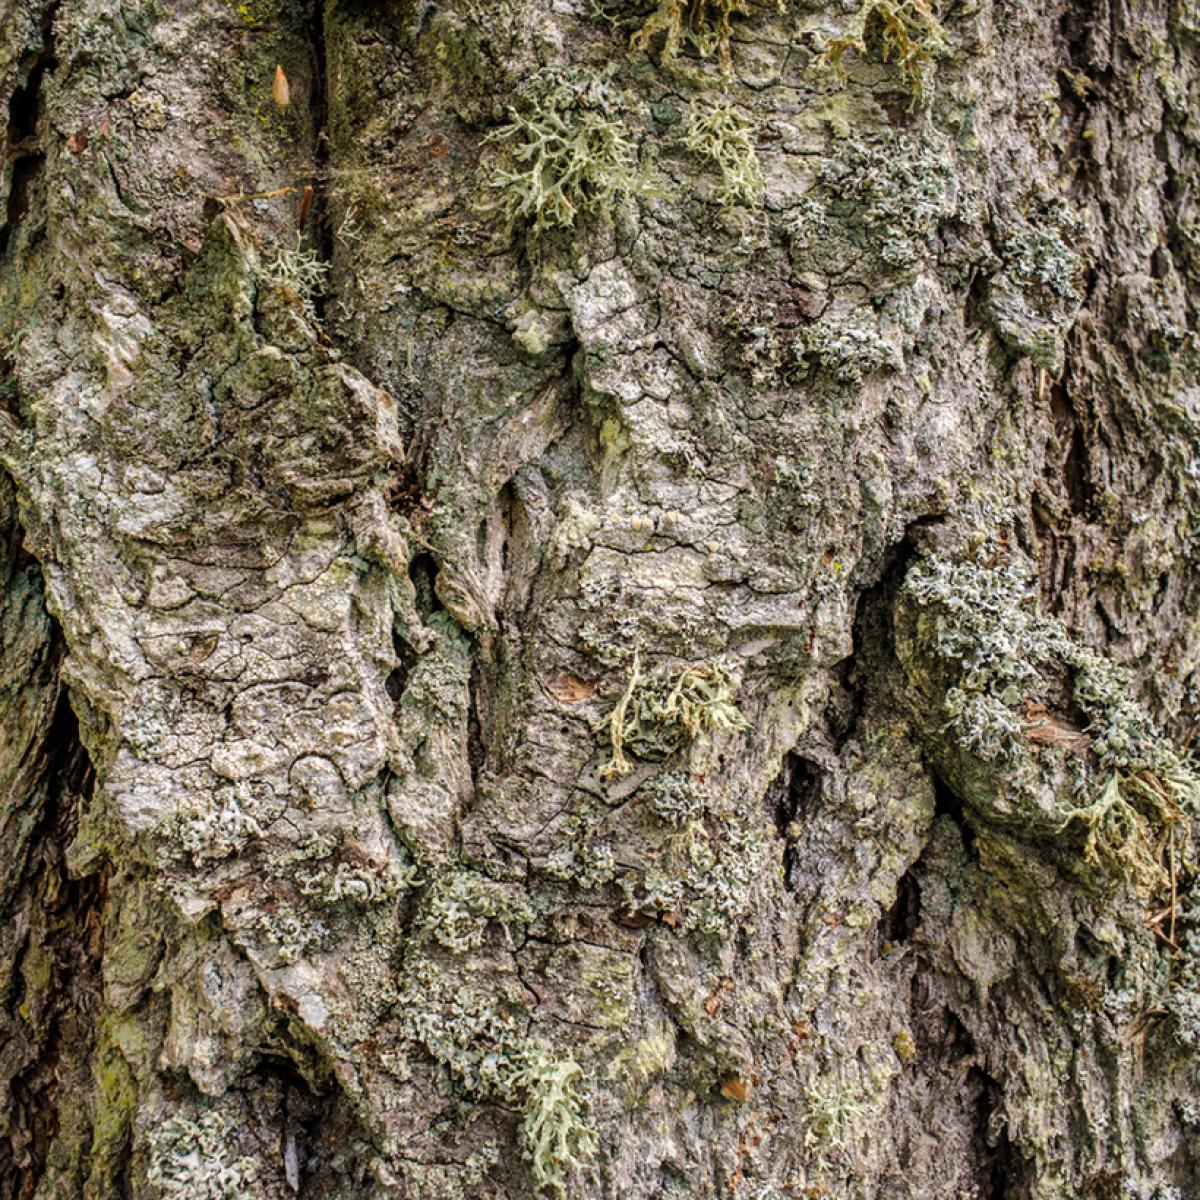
[147,1109,262,1200]
[984,194,1088,372]
[511,1054,599,1196]
[595,650,750,778]
[640,769,709,826]
[801,1080,869,1168]
[261,234,329,320]
[819,0,949,100]
[482,69,647,231]
[294,853,420,906]
[815,132,957,277]
[683,102,764,207]
[901,548,1200,892]
[165,783,267,866]
[417,870,534,951]
[403,972,597,1196]
[629,0,758,73]
[796,309,903,384]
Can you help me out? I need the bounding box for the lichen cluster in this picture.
[814,132,957,276]
[596,651,750,777]
[262,233,329,320]
[984,194,1088,371]
[482,70,647,231]
[404,973,598,1196]
[902,549,1200,891]
[168,790,266,867]
[417,870,533,951]
[147,1110,261,1200]
[819,0,949,99]
[683,101,764,206]
[629,0,754,72]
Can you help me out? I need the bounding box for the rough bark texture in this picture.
[1,0,1199,1196]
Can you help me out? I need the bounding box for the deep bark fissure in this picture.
[303,0,333,277]
[0,657,104,1200]
[0,0,59,255]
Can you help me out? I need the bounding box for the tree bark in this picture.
[1,0,1198,1196]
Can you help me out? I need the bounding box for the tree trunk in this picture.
[1,0,1198,1196]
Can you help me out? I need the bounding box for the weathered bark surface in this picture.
[1,0,1198,1196]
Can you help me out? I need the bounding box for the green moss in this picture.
[88,1019,139,1192]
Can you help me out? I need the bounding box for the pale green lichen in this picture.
[147,1110,261,1200]
[262,234,328,320]
[269,832,422,906]
[482,70,647,231]
[295,855,420,906]
[797,309,902,383]
[820,0,949,99]
[253,906,329,964]
[984,194,1087,372]
[511,1055,599,1196]
[404,976,597,1196]
[622,813,772,937]
[544,832,619,890]
[166,783,267,866]
[683,102,764,206]
[801,1080,869,1167]
[418,870,534,951]
[595,651,750,777]
[902,549,1200,892]
[640,769,708,826]
[816,132,956,275]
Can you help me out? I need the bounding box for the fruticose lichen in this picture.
[595,651,750,777]
[482,70,647,231]
[630,0,757,72]
[683,102,764,206]
[262,234,329,320]
[819,0,949,99]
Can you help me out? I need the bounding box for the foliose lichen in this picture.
[901,548,1200,892]
[403,972,598,1196]
[147,1110,261,1200]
